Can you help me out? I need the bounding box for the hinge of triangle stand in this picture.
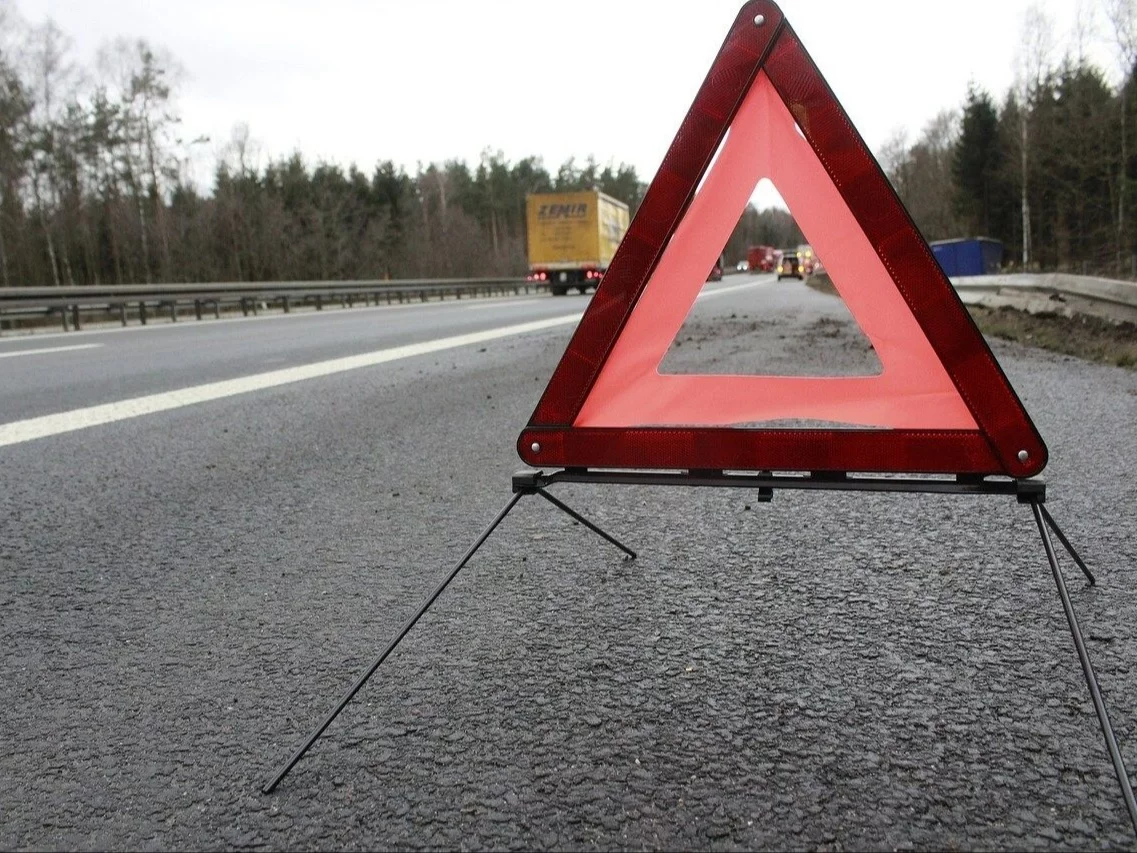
[512,469,546,494]
[1016,479,1046,504]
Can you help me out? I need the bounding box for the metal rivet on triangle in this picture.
[754,14,765,26]
[531,442,541,453]
[1018,450,1029,462]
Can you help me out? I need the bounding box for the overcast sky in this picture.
[17,0,1117,206]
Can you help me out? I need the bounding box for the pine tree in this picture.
[953,85,1003,236]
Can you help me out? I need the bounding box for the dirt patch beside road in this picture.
[807,273,1137,370]
[966,305,1137,369]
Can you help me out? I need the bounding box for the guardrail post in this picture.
[71,304,81,331]
[282,296,290,314]
[194,299,202,321]
[240,297,248,317]
[315,295,322,311]
[60,307,68,332]
[169,301,177,323]
[213,300,221,319]
[119,303,128,326]
[139,301,147,325]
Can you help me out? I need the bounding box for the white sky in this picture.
[18,0,1118,207]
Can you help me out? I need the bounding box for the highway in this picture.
[2,273,1136,850]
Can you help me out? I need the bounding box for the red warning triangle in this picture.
[517,0,1047,478]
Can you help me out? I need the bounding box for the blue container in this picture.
[930,238,1003,277]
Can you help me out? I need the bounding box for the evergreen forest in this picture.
[2,3,1136,286]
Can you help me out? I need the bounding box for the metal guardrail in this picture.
[3,271,1135,335]
[950,273,1137,324]
[810,269,1137,324]
[0,277,540,333]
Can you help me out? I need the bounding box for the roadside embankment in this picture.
[806,270,1137,369]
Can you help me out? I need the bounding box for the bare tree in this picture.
[25,18,81,285]
[215,122,262,280]
[1106,0,1137,274]
[1072,0,1098,63]
[877,114,962,240]
[0,0,29,287]
[879,128,912,197]
[96,37,184,283]
[1013,4,1055,267]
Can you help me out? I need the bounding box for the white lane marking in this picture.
[697,278,776,298]
[0,314,582,448]
[0,275,772,447]
[0,343,102,359]
[0,292,555,344]
[464,298,544,310]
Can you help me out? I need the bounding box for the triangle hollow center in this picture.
[659,178,884,383]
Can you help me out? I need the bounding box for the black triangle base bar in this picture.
[261,468,1137,840]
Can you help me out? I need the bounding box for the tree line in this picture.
[882,1,1137,277]
[4,1,1137,287]
[0,2,647,286]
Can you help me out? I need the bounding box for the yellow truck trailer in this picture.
[525,190,630,295]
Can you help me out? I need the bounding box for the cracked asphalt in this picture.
[2,279,1135,850]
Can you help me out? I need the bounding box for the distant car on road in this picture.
[796,244,817,275]
[777,251,803,280]
[736,260,750,272]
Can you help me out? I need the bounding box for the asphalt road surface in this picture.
[2,274,1136,850]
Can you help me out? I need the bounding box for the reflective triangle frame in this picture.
[517,0,1047,478]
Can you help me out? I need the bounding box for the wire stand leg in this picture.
[1039,504,1096,586]
[1030,501,1137,837]
[262,491,527,794]
[535,488,637,559]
